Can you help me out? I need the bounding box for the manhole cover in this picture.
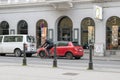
[63,72,78,76]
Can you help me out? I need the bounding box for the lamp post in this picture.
[23,43,27,66]
[88,42,93,70]
[53,43,57,67]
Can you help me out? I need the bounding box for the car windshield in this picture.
[72,42,80,46]
[27,36,35,43]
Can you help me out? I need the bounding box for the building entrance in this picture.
[106,16,120,50]
[59,27,72,41]
[57,16,73,41]
[36,20,48,48]
[81,17,95,49]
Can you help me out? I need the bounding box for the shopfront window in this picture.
[17,20,28,34]
[106,16,120,50]
[81,17,95,49]
[0,21,9,35]
[58,16,73,41]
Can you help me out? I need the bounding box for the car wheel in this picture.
[38,51,47,58]
[14,49,22,57]
[66,52,73,59]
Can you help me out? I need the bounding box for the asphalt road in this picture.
[0,54,120,71]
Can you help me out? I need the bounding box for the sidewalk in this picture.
[0,62,120,80]
[82,52,120,61]
[0,53,120,80]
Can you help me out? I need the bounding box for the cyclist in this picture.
[41,39,54,57]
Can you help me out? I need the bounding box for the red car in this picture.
[37,41,84,59]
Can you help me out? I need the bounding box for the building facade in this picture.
[0,0,120,56]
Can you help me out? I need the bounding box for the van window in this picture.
[15,36,23,42]
[4,36,23,42]
[0,36,3,42]
[27,36,35,43]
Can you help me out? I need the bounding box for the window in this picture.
[15,36,23,42]
[0,21,9,35]
[4,36,23,42]
[4,36,13,42]
[72,42,80,46]
[17,20,28,34]
[57,42,68,46]
[27,36,35,43]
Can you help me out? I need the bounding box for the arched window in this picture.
[17,20,28,34]
[0,21,9,35]
[81,17,95,49]
[36,19,48,48]
[58,16,73,41]
[106,16,120,50]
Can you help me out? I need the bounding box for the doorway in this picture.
[106,16,120,50]
[36,20,48,48]
[81,17,95,49]
[58,16,73,41]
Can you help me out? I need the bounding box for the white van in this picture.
[0,35,36,57]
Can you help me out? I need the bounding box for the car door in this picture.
[56,43,63,56]
[57,42,68,56]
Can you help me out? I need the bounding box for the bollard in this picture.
[23,43,27,66]
[88,43,93,70]
[53,44,57,67]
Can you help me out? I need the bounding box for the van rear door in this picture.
[26,36,36,52]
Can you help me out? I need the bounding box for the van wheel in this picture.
[66,52,73,59]
[38,51,46,58]
[14,49,22,57]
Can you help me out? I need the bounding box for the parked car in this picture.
[37,41,84,59]
[0,34,36,57]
